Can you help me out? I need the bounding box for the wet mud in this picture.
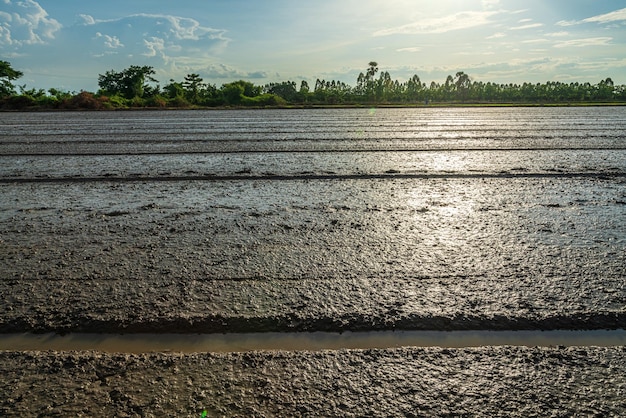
[2,346,626,416]
[1,176,624,333]
[1,107,625,415]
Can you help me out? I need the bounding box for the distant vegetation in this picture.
[1,60,625,110]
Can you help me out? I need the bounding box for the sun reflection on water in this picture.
[405,180,482,247]
[426,153,470,173]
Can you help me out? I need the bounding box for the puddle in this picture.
[1,330,624,353]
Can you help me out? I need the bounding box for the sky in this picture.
[1,0,626,92]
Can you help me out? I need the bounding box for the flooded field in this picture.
[2,107,626,416]
[1,107,625,333]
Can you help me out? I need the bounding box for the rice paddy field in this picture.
[1,107,625,416]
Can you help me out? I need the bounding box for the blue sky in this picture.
[2,0,625,92]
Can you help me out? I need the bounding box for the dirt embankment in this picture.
[2,346,625,417]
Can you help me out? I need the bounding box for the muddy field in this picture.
[2,346,626,417]
[1,107,625,415]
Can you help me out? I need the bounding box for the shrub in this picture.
[0,95,36,109]
[130,96,146,107]
[241,93,286,107]
[60,91,106,110]
[106,95,129,109]
[167,95,191,107]
[35,95,59,108]
[146,95,167,108]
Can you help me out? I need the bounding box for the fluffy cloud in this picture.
[96,32,124,49]
[0,3,229,66]
[4,2,234,90]
[74,13,229,60]
[0,0,61,46]
[201,63,268,79]
[142,37,166,58]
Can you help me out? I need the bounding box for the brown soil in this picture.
[2,346,625,417]
[2,109,625,416]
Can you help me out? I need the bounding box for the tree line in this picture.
[1,60,624,110]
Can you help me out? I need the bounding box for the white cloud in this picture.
[574,57,626,72]
[5,5,234,89]
[79,14,96,25]
[581,7,626,24]
[373,11,499,36]
[556,20,577,27]
[557,7,626,26]
[142,37,165,58]
[96,32,123,49]
[546,31,569,37]
[482,0,500,8]
[0,0,61,46]
[80,14,228,43]
[396,47,422,53]
[71,13,229,62]
[510,23,543,30]
[201,63,268,80]
[554,37,613,48]
[486,32,506,39]
[160,15,214,41]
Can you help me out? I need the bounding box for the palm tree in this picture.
[366,62,378,80]
[365,62,379,101]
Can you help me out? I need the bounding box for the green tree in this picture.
[366,61,378,81]
[429,81,440,101]
[182,73,205,103]
[597,77,614,101]
[443,75,455,101]
[298,80,310,102]
[264,81,298,102]
[221,82,245,104]
[300,80,309,94]
[220,80,261,105]
[454,71,471,102]
[198,83,219,106]
[98,65,158,99]
[377,71,392,101]
[365,61,379,100]
[0,61,23,97]
[48,88,73,101]
[161,79,189,107]
[355,72,366,97]
[405,74,424,102]
[163,79,185,99]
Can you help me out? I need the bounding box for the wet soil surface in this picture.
[2,346,625,417]
[1,177,624,332]
[1,108,625,415]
